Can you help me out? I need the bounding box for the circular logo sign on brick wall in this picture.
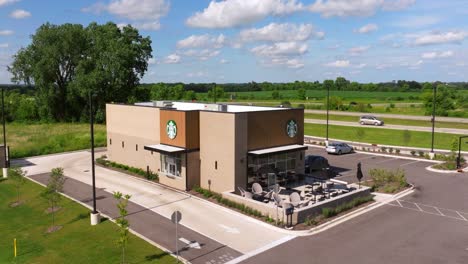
[286,119,297,138]
[166,120,177,139]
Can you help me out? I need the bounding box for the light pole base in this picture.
[429,152,435,160]
[325,140,329,147]
[90,212,101,225]
[2,168,7,178]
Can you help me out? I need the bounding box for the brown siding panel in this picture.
[247,109,304,150]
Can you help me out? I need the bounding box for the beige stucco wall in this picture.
[200,112,239,193]
[106,104,161,173]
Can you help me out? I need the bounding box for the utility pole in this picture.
[326,83,330,147]
[430,85,436,159]
[2,87,8,178]
[89,91,100,225]
[457,136,468,169]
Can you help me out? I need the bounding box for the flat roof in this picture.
[134,101,289,113]
[144,144,186,154]
[248,144,308,156]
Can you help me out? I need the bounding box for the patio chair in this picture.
[252,183,264,195]
[244,191,253,199]
[273,193,283,207]
[238,186,246,197]
[289,192,302,207]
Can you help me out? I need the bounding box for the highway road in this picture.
[304,118,468,135]
[305,110,468,123]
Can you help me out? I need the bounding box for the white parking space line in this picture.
[456,211,467,221]
[414,203,423,212]
[358,155,376,161]
[434,207,445,216]
[399,160,420,167]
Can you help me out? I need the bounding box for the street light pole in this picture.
[457,136,468,169]
[430,85,436,159]
[89,91,100,225]
[326,83,330,147]
[1,87,7,178]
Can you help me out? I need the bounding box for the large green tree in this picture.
[8,22,152,122]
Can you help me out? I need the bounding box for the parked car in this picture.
[326,142,353,155]
[359,115,384,126]
[305,155,329,173]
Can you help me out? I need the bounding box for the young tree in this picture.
[42,167,66,231]
[113,191,132,264]
[271,90,280,100]
[9,167,27,206]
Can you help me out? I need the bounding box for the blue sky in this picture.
[0,0,467,84]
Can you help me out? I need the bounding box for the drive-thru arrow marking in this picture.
[179,238,201,249]
[218,224,240,234]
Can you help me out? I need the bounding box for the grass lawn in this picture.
[4,123,106,159]
[304,113,468,130]
[0,178,174,263]
[304,123,468,151]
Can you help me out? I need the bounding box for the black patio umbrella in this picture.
[356,162,363,189]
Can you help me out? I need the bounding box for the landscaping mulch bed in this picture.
[293,199,375,230]
[46,225,63,233]
[95,162,159,183]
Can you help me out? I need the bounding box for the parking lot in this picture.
[241,146,468,264]
[306,146,434,184]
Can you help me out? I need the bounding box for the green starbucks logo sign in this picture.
[166,120,177,139]
[286,119,297,138]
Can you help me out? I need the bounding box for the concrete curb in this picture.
[425,165,467,174]
[24,175,190,264]
[12,147,107,162]
[306,143,442,163]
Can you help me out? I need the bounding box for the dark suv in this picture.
[305,155,330,174]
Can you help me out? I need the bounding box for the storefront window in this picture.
[247,151,301,190]
[160,154,182,177]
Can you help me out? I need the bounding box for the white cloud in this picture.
[148,58,156,64]
[0,0,19,7]
[0,30,13,36]
[382,0,415,11]
[186,0,303,28]
[264,57,305,68]
[421,50,454,59]
[219,59,229,64]
[392,16,441,28]
[239,23,322,43]
[250,42,308,57]
[164,54,181,64]
[412,31,467,46]
[325,60,350,68]
[181,49,220,60]
[376,63,392,70]
[177,34,226,49]
[354,23,378,34]
[355,63,367,69]
[83,0,169,31]
[349,46,370,55]
[308,0,414,17]
[0,43,8,48]
[10,9,31,19]
[187,71,207,78]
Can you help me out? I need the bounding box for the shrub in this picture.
[369,168,408,193]
[381,147,387,153]
[388,147,394,153]
[418,151,424,157]
[321,196,373,219]
[424,153,430,159]
[389,103,395,108]
[396,149,400,155]
[410,150,416,156]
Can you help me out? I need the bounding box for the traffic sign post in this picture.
[171,211,182,262]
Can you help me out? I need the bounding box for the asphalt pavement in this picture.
[29,173,242,264]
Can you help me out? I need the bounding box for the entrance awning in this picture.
[248,144,308,156]
[144,144,186,154]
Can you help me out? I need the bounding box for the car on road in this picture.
[326,142,353,155]
[359,115,384,126]
[304,155,329,173]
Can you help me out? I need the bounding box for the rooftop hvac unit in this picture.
[218,104,228,112]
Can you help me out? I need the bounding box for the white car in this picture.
[359,115,384,126]
[326,142,353,155]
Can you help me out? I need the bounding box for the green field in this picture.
[223,90,424,103]
[0,178,174,263]
[304,123,468,151]
[4,123,106,159]
[304,113,468,130]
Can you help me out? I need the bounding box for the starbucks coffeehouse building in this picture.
[106,101,307,193]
